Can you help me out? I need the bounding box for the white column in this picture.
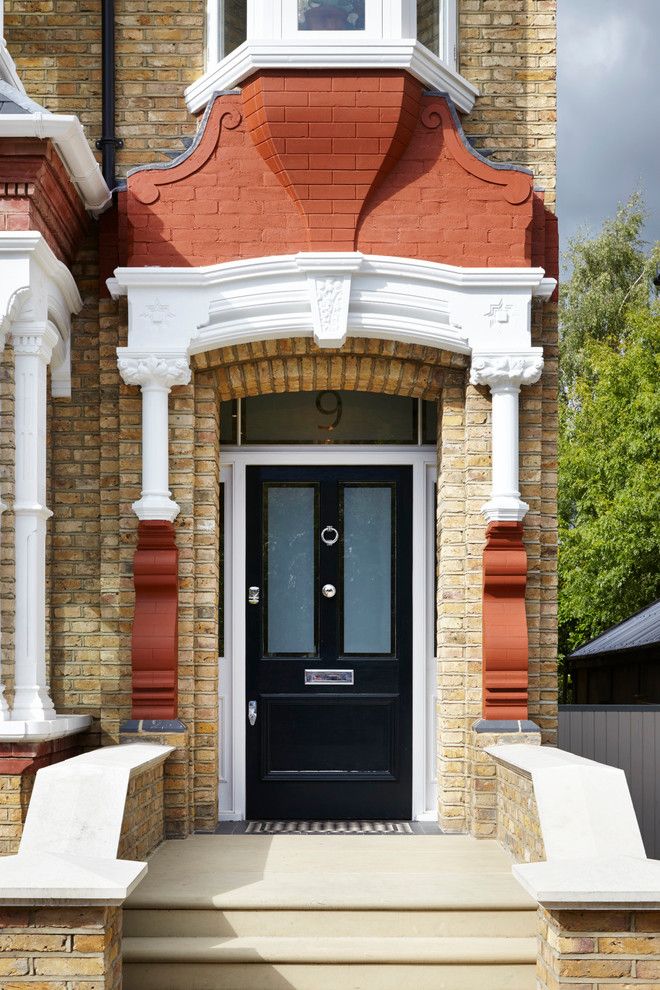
[117,354,192,522]
[470,353,543,523]
[10,322,59,722]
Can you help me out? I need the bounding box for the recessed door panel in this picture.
[246,465,412,820]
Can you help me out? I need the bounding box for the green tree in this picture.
[558,197,660,668]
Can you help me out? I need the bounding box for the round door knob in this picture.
[322,584,336,599]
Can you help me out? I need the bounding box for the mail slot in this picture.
[305,669,354,686]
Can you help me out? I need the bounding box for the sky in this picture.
[557,0,660,262]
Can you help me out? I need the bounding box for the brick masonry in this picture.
[0,1,558,835]
[538,908,660,990]
[0,906,121,989]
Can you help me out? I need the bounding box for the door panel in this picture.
[246,465,412,820]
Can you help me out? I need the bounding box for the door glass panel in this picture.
[265,485,318,656]
[342,485,393,654]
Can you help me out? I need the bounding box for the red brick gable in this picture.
[125,72,545,270]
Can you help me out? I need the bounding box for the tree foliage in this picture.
[558,197,660,660]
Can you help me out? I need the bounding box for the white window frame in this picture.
[207,1,457,69]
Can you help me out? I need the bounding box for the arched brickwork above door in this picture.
[190,337,469,401]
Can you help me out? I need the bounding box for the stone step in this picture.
[123,906,537,938]
[123,936,537,990]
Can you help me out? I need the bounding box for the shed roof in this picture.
[569,599,660,659]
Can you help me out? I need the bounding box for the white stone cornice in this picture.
[117,353,192,391]
[109,253,553,360]
[470,352,544,391]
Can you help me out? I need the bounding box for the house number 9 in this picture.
[316,390,343,431]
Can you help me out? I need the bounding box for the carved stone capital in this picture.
[470,352,543,391]
[118,353,191,390]
[11,322,59,363]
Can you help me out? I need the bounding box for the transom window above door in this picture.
[220,391,438,445]
[209,1,457,67]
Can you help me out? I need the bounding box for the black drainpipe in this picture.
[96,0,123,190]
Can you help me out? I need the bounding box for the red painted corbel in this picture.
[131,520,179,719]
[482,521,529,720]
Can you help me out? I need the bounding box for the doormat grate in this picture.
[246,821,414,835]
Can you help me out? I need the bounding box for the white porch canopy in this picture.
[109,252,555,527]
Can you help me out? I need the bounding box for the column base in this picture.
[0,713,92,743]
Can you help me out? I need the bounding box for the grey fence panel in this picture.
[558,706,660,859]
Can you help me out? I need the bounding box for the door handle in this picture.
[248,700,257,726]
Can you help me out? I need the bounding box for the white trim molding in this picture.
[186,38,478,116]
[110,251,555,524]
[0,231,91,741]
[0,115,111,214]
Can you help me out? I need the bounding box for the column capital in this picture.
[11,322,60,363]
[470,351,543,391]
[117,352,191,390]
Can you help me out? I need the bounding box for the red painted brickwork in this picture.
[124,72,550,270]
[482,521,529,720]
[0,736,82,777]
[132,521,179,720]
[0,139,88,265]
[242,70,422,251]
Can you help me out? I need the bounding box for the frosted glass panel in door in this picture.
[343,485,393,654]
[265,485,317,655]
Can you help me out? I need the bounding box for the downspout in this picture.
[96,0,123,189]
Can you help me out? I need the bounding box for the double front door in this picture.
[246,465,412,820]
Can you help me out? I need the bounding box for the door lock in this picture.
[248,586,260,606]
[322,584,336,599]
[248,700,257,726]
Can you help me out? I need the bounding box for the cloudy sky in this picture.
[558,0,660,260]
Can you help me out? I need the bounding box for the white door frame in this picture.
[218,445,438,822]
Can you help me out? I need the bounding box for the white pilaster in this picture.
[470,353,543,523]
[10,322,59,722]
[117,353,192,523]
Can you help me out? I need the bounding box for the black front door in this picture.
[246,465,412,820]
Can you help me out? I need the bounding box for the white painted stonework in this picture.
[0,232,91,740]
[110,252,555,524]
[190,0,475,114]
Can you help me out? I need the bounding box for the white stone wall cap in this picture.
[514,856,660,907]
[486,744,646,863]
[0,114,111,213]
[184,40,479,116]
[0,713,91,743]
[67,742,175,775]
[0,853,147,905]
[484,743,599,775]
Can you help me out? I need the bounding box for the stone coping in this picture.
[484,743,598,777]
[0,743,173,906]
[514,856,660,908]
[0,713,92,743]
[0,852,146,905]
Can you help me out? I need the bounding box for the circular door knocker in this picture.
[321,525,339,547]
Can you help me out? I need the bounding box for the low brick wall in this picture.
[496,762,545,864]
[0,906,121,989]
[119,726,190,839]
[468,727,542,842]
[117,761,165,861]
[538,907,660,989]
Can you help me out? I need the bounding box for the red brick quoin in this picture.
[125,70,552,269]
